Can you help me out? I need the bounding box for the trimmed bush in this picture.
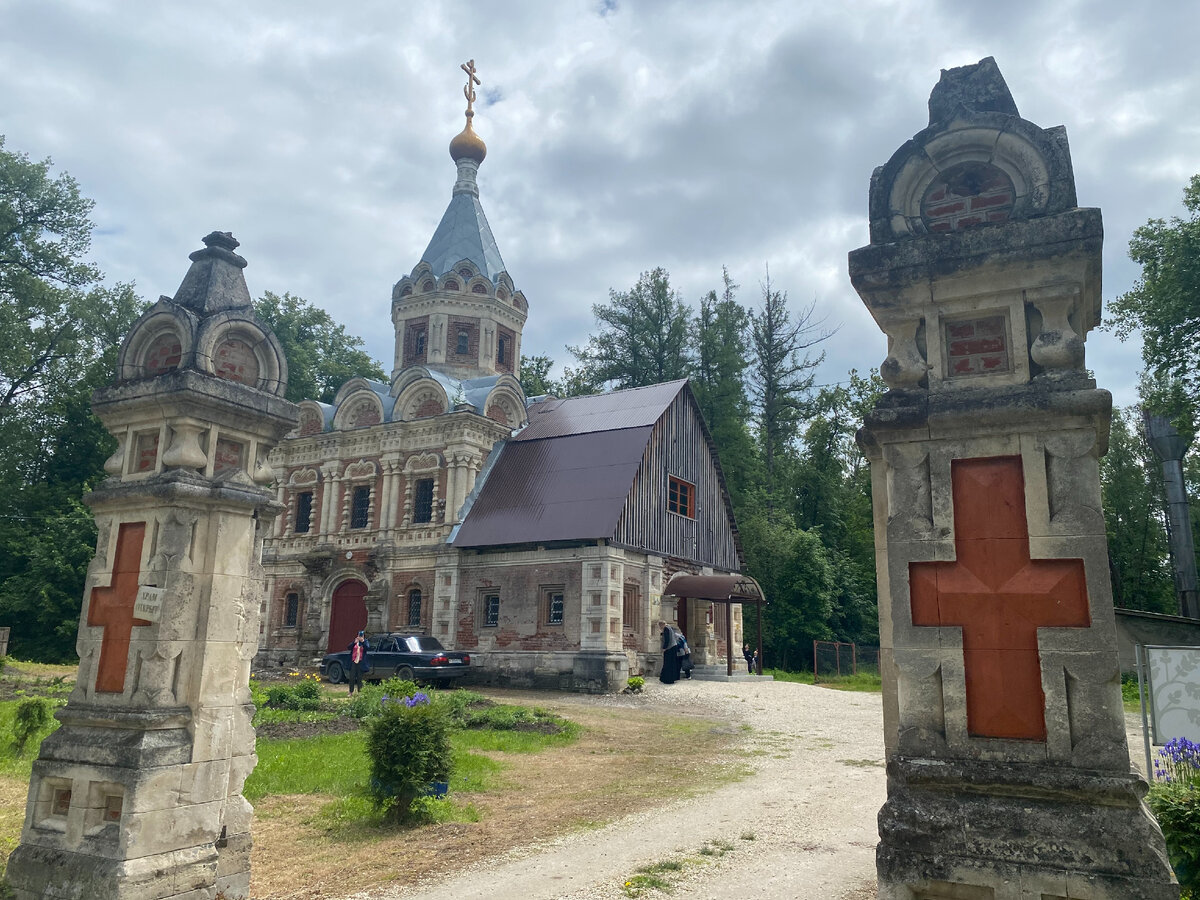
[366,693,452,822]
[12,698,52,754]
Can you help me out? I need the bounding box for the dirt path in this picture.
[344,678,886,900]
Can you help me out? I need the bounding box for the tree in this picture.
[691,268,756,510]
[1101,407,1176,613]
[1109,174,1200,427]
[568,268,692,390]
[747,268,830,516]
[0,137,146,659]
[253,291,385,403]
[519,353,557,397]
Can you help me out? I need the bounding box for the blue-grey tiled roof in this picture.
[420,192,507,281]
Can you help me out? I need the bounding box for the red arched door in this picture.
[328,580,368,653]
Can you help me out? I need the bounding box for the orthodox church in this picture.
[258,64,748,690]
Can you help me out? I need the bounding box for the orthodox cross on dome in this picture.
[461,58,481,118]
[908,457,1090,740]
[87,522,153,693]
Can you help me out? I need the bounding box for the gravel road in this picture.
[345,678,886,900]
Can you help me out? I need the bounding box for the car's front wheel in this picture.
[395,665,415,682]
[326,661,345,684]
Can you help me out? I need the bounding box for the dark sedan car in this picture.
[320,633,471,687]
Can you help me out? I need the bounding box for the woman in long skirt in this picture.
[659,622,681,684]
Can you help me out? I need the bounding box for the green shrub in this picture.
[625,676,645,693]
[346,677,420,719]
[248,676,268,710]
[264,677,322,711]
[12,698,52,754]
[366,694,452,822]
[1148,783,1200,892]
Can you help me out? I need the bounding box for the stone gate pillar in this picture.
[7,232,298,900]
[849,59,1178,899]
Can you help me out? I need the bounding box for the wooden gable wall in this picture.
[611,386,742,571]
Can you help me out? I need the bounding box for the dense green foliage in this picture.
[263,676,323,711]
[1148,783,1200,893]
[253,290,386,403]
[1110,174,1200,431]
[0,136,144,661]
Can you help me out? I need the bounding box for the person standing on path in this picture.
[348,631,370,694]
[659,622,681,684]
[743,643,756,674]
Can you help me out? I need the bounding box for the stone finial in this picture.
[174,230,252,314]
[927,56,1019,126]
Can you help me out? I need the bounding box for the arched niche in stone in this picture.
[194,312,288,397]
[483,380,527,429]
[296,402,327,438]
[394,378,449,421]
[116,299,199,381]
[333,390,384,431]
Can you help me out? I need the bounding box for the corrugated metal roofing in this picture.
[452,427,653,547]
[663,574,764,602]
[516,380,687,441]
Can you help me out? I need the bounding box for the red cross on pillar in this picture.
[87,522,152,693]
[909,456,1090,740]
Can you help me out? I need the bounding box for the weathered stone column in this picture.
[850,59,1178,899]
[7,232,298,900]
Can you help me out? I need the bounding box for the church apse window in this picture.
[284,592,299,627]
[668,475,695,519]
[350,486,371,529]
[413,478,435,524]
[407,589,422,627]
[294,492,313,533]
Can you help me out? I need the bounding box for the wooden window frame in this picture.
[667,475,695,519]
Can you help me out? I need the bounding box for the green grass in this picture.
[246,731,369,801]
[767,668,883,692]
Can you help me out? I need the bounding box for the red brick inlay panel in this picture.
[87,522,152,693]
[909,456,1090,740]
[144,333,182,375]
[921,161,1015,233]
[945,315,1009,377]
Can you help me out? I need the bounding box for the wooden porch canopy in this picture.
[663,574,767,676]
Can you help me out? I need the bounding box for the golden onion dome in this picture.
[449,116,487,164]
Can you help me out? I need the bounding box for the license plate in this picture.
[448,659,463,664]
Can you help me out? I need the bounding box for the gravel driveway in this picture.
[346,678,886,900]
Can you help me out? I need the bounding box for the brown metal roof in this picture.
[515,380,687,441]
[451,427,654,547]
[663,573,765,602]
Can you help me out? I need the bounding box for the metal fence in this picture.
[813,640,880,682]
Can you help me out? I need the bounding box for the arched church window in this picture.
[422,280,434,292]
[457,330,469,355]
[444,279,459,291]
[471,283,487,294]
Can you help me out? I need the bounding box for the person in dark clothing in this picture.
[659,622,681,684]
[676,629,694,679]
[348,631,371,694]
[743,642,756,674]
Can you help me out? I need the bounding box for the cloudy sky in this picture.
[3,0,1198,407]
